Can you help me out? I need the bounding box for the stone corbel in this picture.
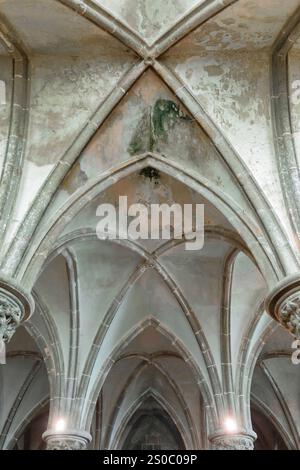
[42,430,92,450]
[209,430,256,450]
[0,278,34,363]
[265,275,300,338]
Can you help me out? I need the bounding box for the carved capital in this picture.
[211,435,255,450]
[265,275,300,337]
[0,279,34,345]
[43,430,92,450]
[0,295,22,343]
[280,293,300,337]
[46,438,86,450]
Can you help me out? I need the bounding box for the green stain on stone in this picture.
[128,99,191,155]
[151,99,191,144]
[128,107,152,156]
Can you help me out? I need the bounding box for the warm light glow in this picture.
[54,418,66,432]
[224,417,238,433]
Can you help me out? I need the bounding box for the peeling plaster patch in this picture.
[165,51,291,231]
[203,65,223,77]
[55,70,249,220]
[94,0,202,44]
[8,55,135,234]
[0,0,134,56]
[26,55,133,167]
[165,0,300,54]
[63,161,89,194]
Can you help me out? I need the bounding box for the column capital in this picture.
[0,277,34,344]
[43,429,92,450]
[265,274,300,337]
[209,430,256,450]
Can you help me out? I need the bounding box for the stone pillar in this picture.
[0,279,34,363]
[265,275,300,338]
[210,431,256,450]
[43,430,92,450]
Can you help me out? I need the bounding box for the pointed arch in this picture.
[102,355,198,449]
[38,227,240,397]
[82,317,217,433]
[5,397,49,450]
[21,154,283,288]
[251,396,295,450]
[2,61,298,282]
[0,354,42,449]
[39,228,244,425]
[110,389,189,450]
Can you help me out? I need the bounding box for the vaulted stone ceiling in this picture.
[0,0,300,450]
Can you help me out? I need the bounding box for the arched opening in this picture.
[1,0,300,453]
[88,323,205,450]
[29,163,270,444]
[14,405,49,450]
[251,406,288,450]
[0,326,49,450]
[121,397,185,450]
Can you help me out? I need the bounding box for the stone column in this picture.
[209,431,256,450]
[43,430,92,450]
[266,275,300,338]
[0,279,34,363]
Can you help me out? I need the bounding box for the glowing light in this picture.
[54,418,66,432]
[224,417,238,433]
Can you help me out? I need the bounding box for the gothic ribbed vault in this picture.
[0,0,300,451]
